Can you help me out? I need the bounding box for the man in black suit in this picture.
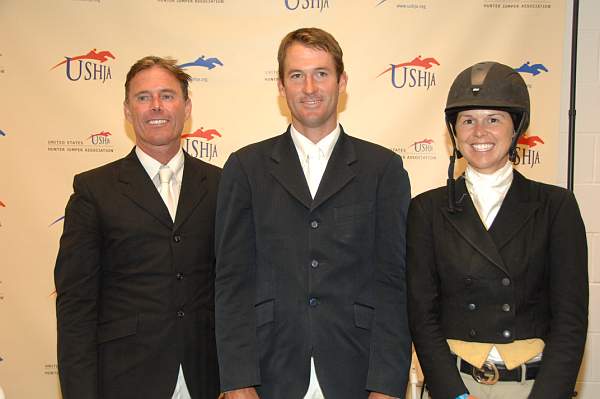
[54,56,220,399]
[215,28,411,399]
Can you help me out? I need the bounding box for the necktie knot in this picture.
[159,166,173,185]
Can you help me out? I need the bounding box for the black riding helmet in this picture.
[444,61,530,212]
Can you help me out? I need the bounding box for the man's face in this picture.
[455,109,514,174]
[124,66,191,155]
[278,42,347,139]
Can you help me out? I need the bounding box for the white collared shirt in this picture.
[136,147,184,212]
[134,146,190,399]
[464,160,513,230]
[290,124,341,199]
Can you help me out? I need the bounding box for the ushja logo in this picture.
[87,131,112,145]
[178,56,223,71]
[181,127,222,161]
[378,55,439,90]
[181,127,222,141]
[513,134,543,168]
[50,48,114,83]
[515,61,548,77]
[409,138,434,153]
[518,134,544,147]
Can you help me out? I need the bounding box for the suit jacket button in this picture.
[173,234,182,243]
[311,259,319,268]
[502,303,511,312]
[502,329,511,338]
[176,272,184,280]
[465,277,473,286]
[501,277,511,286]
[469,329,477,338]
[467,303,476,311]
[310,220,319,229]
[177,310,185,318]
[309,297,319,307]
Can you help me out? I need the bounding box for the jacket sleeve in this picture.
[407,195,468,399]
[54,174,102,399]
[214,153,261,391]
[529,190,588,399]
[365,154,412,397]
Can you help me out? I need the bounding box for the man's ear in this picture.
[185,98,192,120]
[277,78,286,98]
[338,71,348,94]
[124,101,132,123]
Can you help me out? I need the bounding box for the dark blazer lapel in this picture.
[118,148,173,229]
[268,129,312,209]
[311,130,356,211]
[488,170,540,250]
[174,152,208,229]
[442,177,508,274]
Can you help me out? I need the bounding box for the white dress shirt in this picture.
[464,160,513,231]
[290,124,340,399]
[290,124,340,199]
[135,147,190,399]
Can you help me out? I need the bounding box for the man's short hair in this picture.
[124,56,191,102]
[277,27,344,83]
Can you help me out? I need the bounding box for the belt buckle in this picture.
[472,361,500,385]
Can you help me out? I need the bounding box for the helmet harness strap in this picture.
[445,117,463,213]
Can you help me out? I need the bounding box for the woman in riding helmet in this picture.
[407,61,588,399]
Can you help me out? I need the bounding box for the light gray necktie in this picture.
[158,165,176,221]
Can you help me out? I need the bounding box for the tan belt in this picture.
[447,338,544,370]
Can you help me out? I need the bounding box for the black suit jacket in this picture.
[407,171,588,399]
[55,148,221,399]
[215,127,412,399]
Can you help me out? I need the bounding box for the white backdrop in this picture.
[0,0,565,397]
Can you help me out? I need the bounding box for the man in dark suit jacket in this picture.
[215,28,411,399]
[55,56,220,399]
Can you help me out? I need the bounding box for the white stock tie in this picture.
[306,149,324,199]
[158,165,176,221]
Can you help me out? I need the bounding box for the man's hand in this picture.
[368,392,397,399]
[223,387,260,399]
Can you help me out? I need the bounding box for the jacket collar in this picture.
[441,170,540,275]
[117,148,207,229]
[269,125,357,211]
[488,170,540,249]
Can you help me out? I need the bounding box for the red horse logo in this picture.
[87,131,112,140]
[518,135,544,147]
[411,138,434,150]
[377,55,440,78]
[51,49,115,70]
[181,127,222,141]
[412,138,433,146]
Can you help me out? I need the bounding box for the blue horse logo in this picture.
[515,61,548,76]
[178,56,223,70]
